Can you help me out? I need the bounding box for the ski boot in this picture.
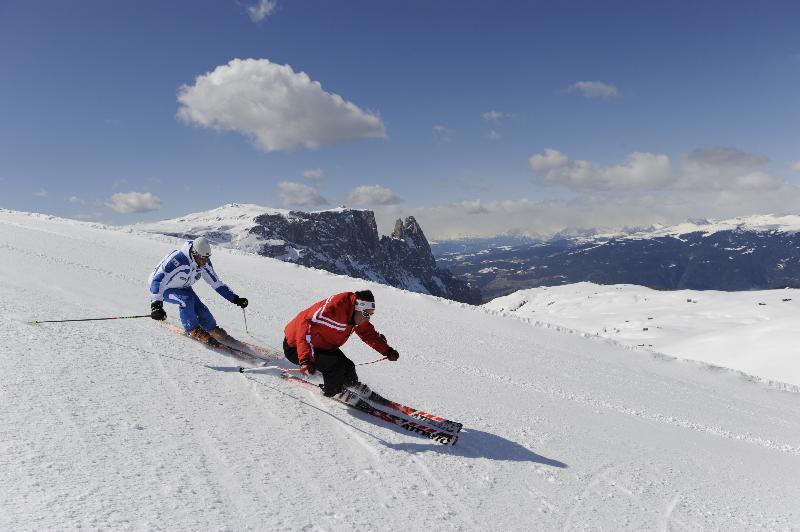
[209,326,231,343]
[188,327,221,347]
[345,381,372,400]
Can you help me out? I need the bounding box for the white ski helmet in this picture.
[192,236,212,258]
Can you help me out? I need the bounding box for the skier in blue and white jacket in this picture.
[148,237,248,346]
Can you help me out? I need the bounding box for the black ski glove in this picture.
[150,301,166,321]
[300,358,316,375]
[234,296,248,308]
[385,347,400,361]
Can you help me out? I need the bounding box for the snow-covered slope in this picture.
[2,209,800,530]
[484,283,800,388]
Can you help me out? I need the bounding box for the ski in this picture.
[281,373,458,446]
[215,336,280,363]
[162,322,278,365]
[350,385,463,434]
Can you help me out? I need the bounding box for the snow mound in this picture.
[485,282,800,388]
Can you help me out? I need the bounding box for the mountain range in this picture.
[433,215,800,302]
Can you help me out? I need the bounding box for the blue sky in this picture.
[2,0,799,238]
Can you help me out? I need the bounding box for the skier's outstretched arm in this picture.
[200,260,247,307]
[355,321,398,360]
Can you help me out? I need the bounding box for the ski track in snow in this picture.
[2,210,800,531]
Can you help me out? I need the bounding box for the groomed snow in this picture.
[484,282,800,388]
[2,209,799,530]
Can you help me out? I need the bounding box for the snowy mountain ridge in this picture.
[135,203,481,304]
[578,213,800,243]
[436,213,800,301]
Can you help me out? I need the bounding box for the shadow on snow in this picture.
[209,365,568,469]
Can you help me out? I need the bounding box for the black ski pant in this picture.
[283,338,358,396]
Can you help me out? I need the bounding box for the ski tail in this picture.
[162,321,279,365]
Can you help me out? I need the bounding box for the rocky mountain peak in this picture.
[136,204,481,304]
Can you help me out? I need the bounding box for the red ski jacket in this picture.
[284,292,390,364]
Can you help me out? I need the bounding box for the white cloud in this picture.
[301,168,324,187]
[278,181,328,207]
[529,146,783,193]
[680,147,781,190]
[104,192,162,214]
[347,185,403,206]
[375,182,800,240]
[177,58,387,152]
[374,145,792,239]
[33,188,48,197]
[301,168,324,180]
[453,199,489,215]
[566,81,621,99]
[530,149,672,190]
[432,125,453,144]
[66,196,85,205]
[482,110,510,122]
[791,161,800,172]
[247,0,277,22]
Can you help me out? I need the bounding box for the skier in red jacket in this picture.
[283,290,400,396]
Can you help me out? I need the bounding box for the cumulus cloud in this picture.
[530,146,784,193]
[104,192,162,214]
[453,199,489,215]
[278,181,328,207]
[374,145,792,239]
[566,81,621,99]
[482,110,510,122]
[432,125,453,144]
[247,0,277,22]
[301,168,324,187]
[347,185,403,206]
[302,168,324,180]
[177,58,386,152]
[530,148,672,190]
[373,181,800,240]
[680,147,781,190]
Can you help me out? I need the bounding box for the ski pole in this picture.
[242,308,249,334]
[239,365,304,374]
[239,358,386,374]
[356,357,387,366]
[31,314,151,325]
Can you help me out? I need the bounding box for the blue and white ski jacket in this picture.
[148,240,238,303]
